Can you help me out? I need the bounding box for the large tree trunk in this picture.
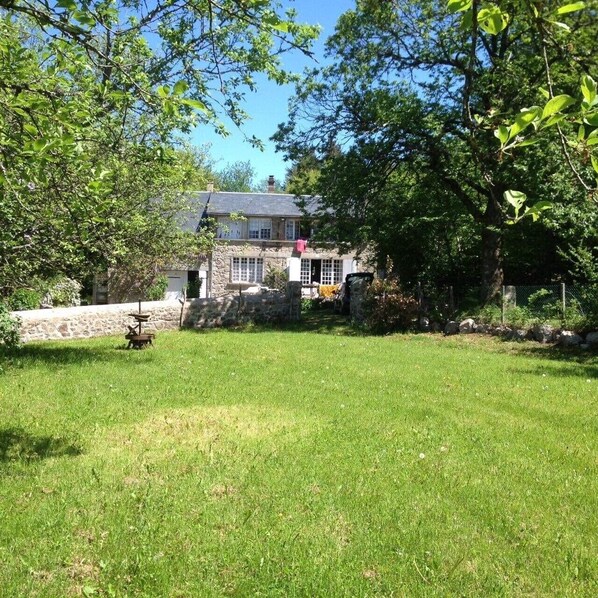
[481,192,504,304]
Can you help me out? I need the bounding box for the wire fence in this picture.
[414,282,598,327]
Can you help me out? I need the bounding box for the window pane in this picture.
[232,257,264,283]
[300,259,311,284]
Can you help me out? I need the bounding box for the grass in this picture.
[0,315,597,597]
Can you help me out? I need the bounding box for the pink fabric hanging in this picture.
[295,239,307,253]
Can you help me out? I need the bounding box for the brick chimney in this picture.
[267,175,275,193]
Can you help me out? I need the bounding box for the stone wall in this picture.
[14,282,302,343]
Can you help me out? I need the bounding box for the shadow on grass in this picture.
[0,427,82,462]
[502,341,598,379]
[187,310,358,336]
[0,342,133,370]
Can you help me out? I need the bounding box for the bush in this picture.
[263,265,288,291]
[186,277,203,299]
[6,288,42,311]
[362,277,418,334]
[0,303,21,349]
[47,277,82,307]
[146,274,169,301]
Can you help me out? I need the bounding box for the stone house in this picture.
[162,183,365,299]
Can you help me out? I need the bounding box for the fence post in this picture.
[501,285,506,325]
[561,282,566,323]
[417,282,423,322]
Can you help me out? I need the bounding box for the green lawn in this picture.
[1,317,597,597]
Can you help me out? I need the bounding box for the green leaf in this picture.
[547,20,571,31]
[504,189,526,212]
[591,154,598,174]
[173,80,188,96]
[541,113,567,129]
[583,112,598,126]
[509,107,540,139]
[586,129,598,145]
[32,138,47,152]
[156,86,170,98]
[581,75,597,105]
[447,0,472,13]
[494,125,509,145]
[56,0,77,10]
[525,201,552,222]
[517,138,540,147]
[477,5,509,35]
[263,14,290,33]
[181,98,208,113]
[541,94,576,119]
[556,2,586,14]
[73,10,95,27]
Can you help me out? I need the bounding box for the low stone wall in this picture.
[14,282,302,343]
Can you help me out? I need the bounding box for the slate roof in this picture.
[174,191,321,234]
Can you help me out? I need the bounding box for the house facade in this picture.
[163,189,366,299]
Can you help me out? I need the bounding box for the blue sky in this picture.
[189,0,355,189]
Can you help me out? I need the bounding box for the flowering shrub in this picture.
[362,277,418,333]
[318,284,339,299]
[47,277,82,307]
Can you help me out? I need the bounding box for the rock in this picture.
[474,323,489,334]
[532,324,555,344]
[585,331,598,347]
[559,331,583,347]
[431,322,443,333]
[459,318,475,334]
[419,317,430,332]
[444,321,459,335]
[580,344,590,350]
[511,329,528,341]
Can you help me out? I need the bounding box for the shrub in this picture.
[146,274,169,301]
[362,277,418,334]
[47,277,82,307]
[0,303,21,349]
[7,288,42,311]
[186,277,203,299]
[263,265,288,291]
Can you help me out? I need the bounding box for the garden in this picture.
[1,320,596,596]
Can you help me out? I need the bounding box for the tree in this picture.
[215,160,257,192]
[275,0,597,302]
[0,1,318,297]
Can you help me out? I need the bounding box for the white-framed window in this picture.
[248,218,272,239]
[217,217,243,239]
[285,219,300,241]
[231,257,264,283]
[300,258,311,284]
[321,259,343,285]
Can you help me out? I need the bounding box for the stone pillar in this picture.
[350,278,369,323]
[286,281,302,321]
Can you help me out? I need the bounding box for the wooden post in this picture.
[561,282,566,323]
[417,282,423,323]
[501,285,506,325]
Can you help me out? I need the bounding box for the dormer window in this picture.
[248,218,271,240]
[217,217,242,239]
